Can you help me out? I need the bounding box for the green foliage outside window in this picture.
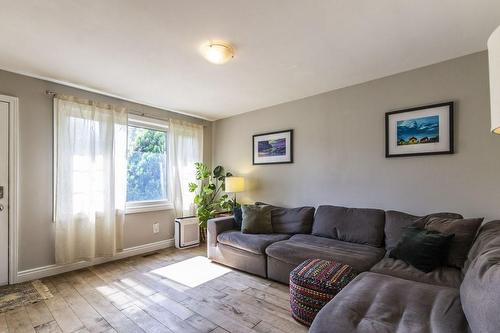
[127,127,167,202]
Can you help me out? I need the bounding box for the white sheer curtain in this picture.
[54,96,127,265]
[168,119,203,218]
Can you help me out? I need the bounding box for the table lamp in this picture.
[489,25,500,134]
[225,176,245,206]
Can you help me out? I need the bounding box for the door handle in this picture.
[0,204,4,212]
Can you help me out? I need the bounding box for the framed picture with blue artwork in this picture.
[253,129,293,165]
[385,102,454,158]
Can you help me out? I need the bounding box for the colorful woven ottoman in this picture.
[289,258,358,326]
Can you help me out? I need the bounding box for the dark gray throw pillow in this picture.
[389,227,455,273]
[413,216,483,268]
[233,206,243,229]
[241,205,273,234]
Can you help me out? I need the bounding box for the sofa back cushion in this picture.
[312,205,385,247]
[271,206,315,234]
[460,220,500,333]
[384,210,463,251]
[255,202,315,234]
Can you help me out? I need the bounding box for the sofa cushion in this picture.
[216,243,268,277]
[309,272,468,333]
[414,216,483,268]
[370,258,463,288]
[460,220,500,333]
[255,202,315,234]
[384,210,463,251]
[217,230,290,255]
[312,205,385,247]
[265,234,385,272]
[271,206,315,234]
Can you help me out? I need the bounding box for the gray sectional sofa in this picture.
[207,205,500,332]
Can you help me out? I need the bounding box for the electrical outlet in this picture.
[153,222,160,234]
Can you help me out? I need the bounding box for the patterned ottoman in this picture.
[289,259,358,326]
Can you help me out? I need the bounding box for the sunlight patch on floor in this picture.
[151,256,232,288]
[119,278,138,287]
[96,285,118,296]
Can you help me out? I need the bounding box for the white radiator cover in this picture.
[174,217,200,249]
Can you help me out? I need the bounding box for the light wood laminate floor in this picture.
[0,246,307,333]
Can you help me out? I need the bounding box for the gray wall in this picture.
[214,52,500,221]
[0,69,212,271]
[123,210,176,249]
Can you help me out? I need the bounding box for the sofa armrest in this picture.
[464,219,500,271]
[461,219,500,333]
[207,216,236,248]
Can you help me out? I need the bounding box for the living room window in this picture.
[126,115,172,213]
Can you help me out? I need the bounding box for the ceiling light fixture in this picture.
[201,40,234,65]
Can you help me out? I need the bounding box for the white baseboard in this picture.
[15,238,174,283]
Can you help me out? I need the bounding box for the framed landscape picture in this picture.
[253,129,293,165]
[385,102,454,158]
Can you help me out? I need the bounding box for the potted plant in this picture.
[188,162,233,240]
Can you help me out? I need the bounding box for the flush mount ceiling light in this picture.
[201,40,234,65]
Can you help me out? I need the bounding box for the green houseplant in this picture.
[188,162,233,238]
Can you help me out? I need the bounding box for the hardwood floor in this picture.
[0,246,307,333]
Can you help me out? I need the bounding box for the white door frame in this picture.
[0,94,19,284]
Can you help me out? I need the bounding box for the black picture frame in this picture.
[252,129,293,165]
[385,102,454,158]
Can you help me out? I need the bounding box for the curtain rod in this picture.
[45,90,208,127]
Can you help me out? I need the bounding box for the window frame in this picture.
[125,114,173,214]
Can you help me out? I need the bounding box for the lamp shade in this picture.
[225,177,245,193]
[489,25,500,134]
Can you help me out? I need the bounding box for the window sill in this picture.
[125,202,174,215]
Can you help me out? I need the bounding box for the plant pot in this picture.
[199,226,207,243]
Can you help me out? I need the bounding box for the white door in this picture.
[0,101,8,285]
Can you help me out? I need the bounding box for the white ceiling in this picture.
[0,1,499,120]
